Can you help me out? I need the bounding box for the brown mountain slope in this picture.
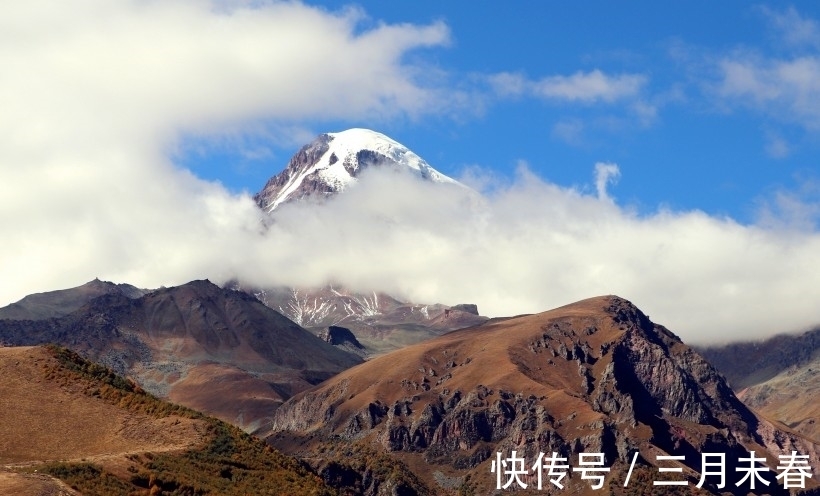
[0,278,145,321]
[0,471,80,496]
[0,346,203,465]
[735,358,820,442]
[697,328,820,442]
[0,345,332,495]
[270,296,820,495]
[0,280,361,434]
[0,346,204,495]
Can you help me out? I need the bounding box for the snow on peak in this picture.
[256,128,458,212]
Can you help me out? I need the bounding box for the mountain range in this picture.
[3,128,820,495]
[269,295,820,494]
[0,279,361,434]
[246,284,487,356]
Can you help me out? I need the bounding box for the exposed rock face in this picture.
[0,279,361,435]
[269,296,820,495]
[450,303,479,316]
[320,325,364,348]
[318,325,369,359]
[253,134,333,211]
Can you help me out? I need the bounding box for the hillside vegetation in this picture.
[1,345,331,496]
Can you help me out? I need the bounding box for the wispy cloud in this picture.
[551,119,585,146]
[756,177,820,231]
[759,5,820,48]
[710,7,820,132]
[488,69,656,145]
[764,131,791,159]
[594,162,620,201]
[488,69,647,104]
[534,70,646,103]
[717,55,820,129]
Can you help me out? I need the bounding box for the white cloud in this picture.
[764,131,791,159]
[594,162,620,201]
[534,70,646,103]
[713,8,820,131]
[756,179,820,231]
[222,166,820,345]
[0,0,453,306]
[2,0,820,348]
[489,69,655,142]
[488,69,647,104]
[485,72,529,98]
[717,55,820,129]
[759,5,820,48]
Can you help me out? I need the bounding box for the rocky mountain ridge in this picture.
[269,295,820,495]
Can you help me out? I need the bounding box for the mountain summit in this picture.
[254,128,458,212]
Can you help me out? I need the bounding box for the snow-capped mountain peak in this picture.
[254,128,458,212]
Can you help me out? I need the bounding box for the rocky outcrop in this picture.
[319,325,368,359]
[450,304,479,316]
[320,325,364,348]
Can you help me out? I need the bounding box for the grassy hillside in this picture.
[6,345,331,496]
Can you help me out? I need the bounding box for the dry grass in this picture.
[0,345,332,495]
[0,346,204,465]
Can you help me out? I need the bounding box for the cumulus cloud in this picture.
[225,166,820,345]
[0,0,452,305]
[2,0,820,347]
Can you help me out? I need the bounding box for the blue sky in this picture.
[180,1,820,225]
[3,1,820,342]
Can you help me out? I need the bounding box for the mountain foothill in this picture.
[2,129,819,495]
